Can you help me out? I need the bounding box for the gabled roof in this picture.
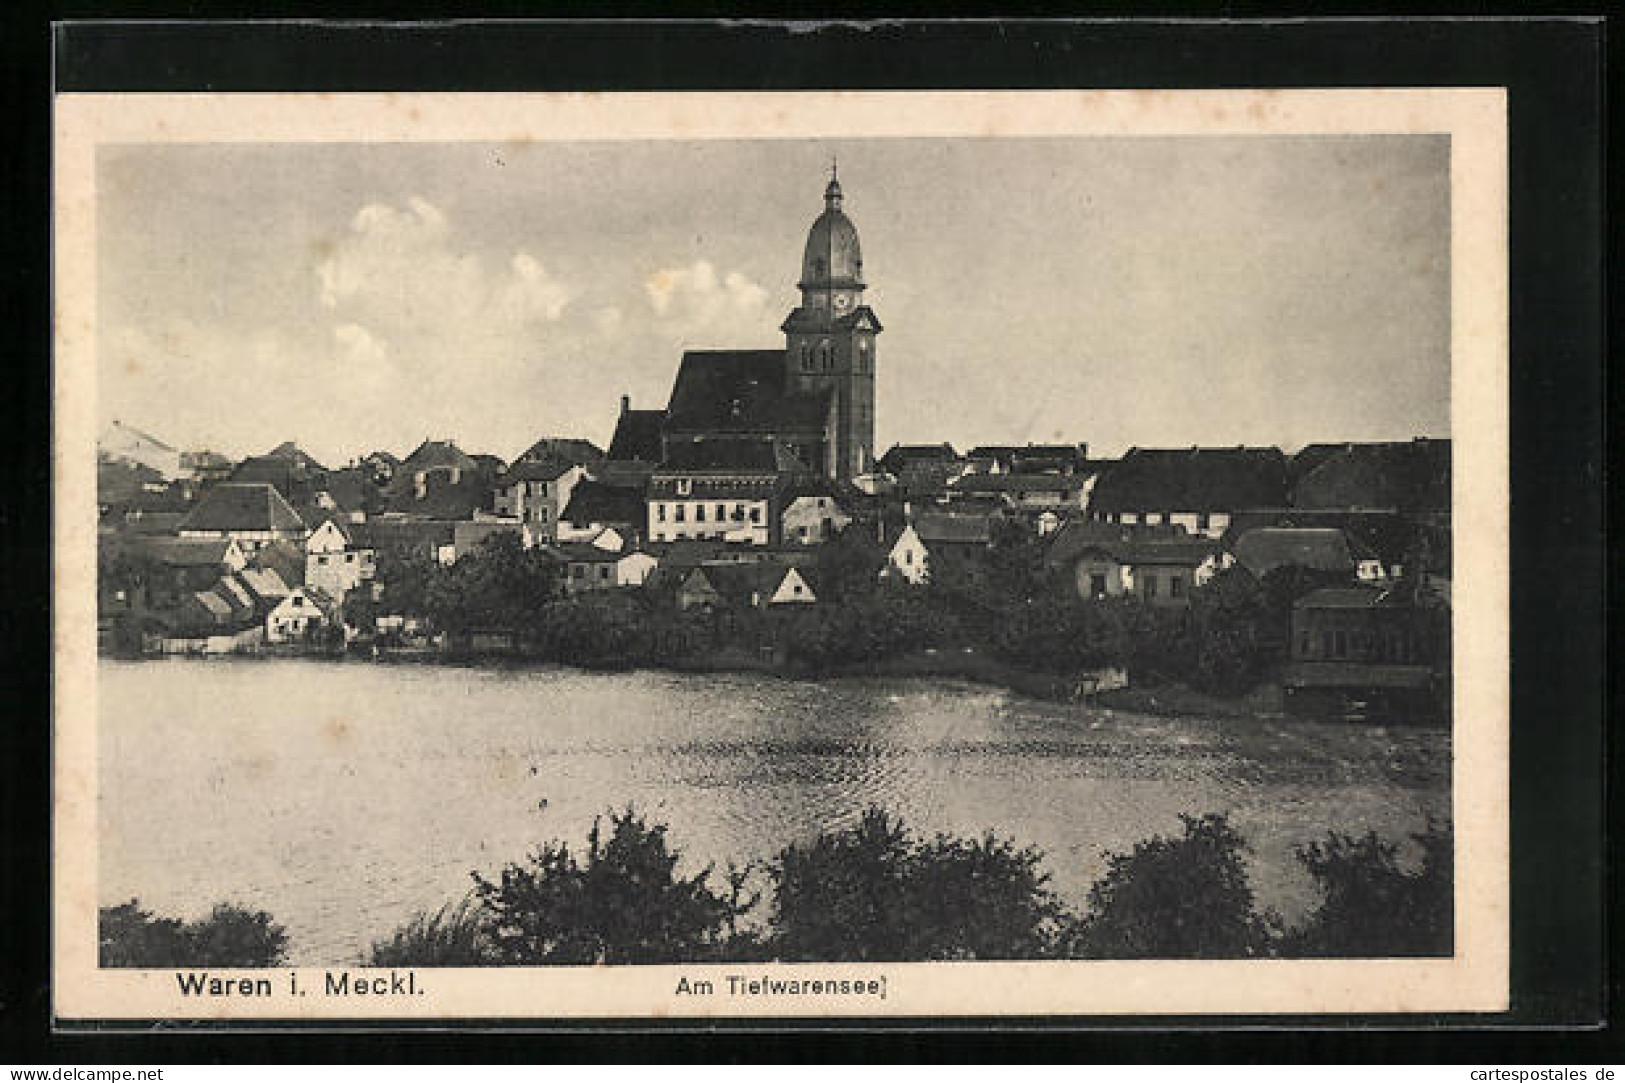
[664,350,830,434]
[98,457,168,504]
[249,540,306,588]
[135,536,238,568]
[499,458,580,486]
[1089,447,1289,513]
[1289,438,1451,514]
[561,479,645,526]
[238,566,291,603]
[701,562,799,607]
[516,437,604,466]
[1230,527,1357,578]
[877,443,959,473]
[1046,519,1219,569]
[607,409,665,462]
[401,440,479,473]
[180,483,306,534]
[263,441,328,472]
[351,518,457,552]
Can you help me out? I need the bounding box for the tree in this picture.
[770,808,1068,961]
[1071,813,1270,958]
[426,533,560,636]
[1283,822,1452,957]
[99,899,288,967]
[814,525,887,604]
[472,807,750,964]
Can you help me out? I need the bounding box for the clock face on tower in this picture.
[833,293,850,312]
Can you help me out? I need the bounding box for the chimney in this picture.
[621,394,630,417]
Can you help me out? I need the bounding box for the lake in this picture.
[97,658,1450,964]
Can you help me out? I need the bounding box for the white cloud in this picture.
[333,322,388,366]
[644,259,773,343]
[315,196,578,352]
[592,306,625,337]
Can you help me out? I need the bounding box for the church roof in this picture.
[607,409,665,461]
[800,176,864,289]
[664,350,830,435]
[656,439,804,474]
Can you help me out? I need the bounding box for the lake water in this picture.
[98,658,1450,964]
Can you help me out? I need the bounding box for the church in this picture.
[613,168,882,484]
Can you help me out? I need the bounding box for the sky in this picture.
[97,135,1450,466]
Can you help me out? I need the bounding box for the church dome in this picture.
[800,175,864,289]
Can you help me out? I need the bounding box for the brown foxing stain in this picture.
[124,359,141,376]
[311,236,334,260]
[321,716,353,745]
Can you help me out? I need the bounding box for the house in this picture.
[492,459,586,544]
[230,441,330,508]
[180,449,235,484]
[177,482,307,552]
[1283,585,1449,720]
[1088,446,1289,538]
[883,512,993,585]
[558,546,660,593]
[386,440,497,521]
[353,519,459,566]
[558,479,646,545]
[514,436,604,468]
[110,536,249,610]
[876,443,959,476]
[1227,526,1384,583]
[266,585,339,644]
[304,517,377,600]
[678,562,818,612]
[965,443,1090,475]
[646,439,804,546]
[944,472,1088,513]
[247,539,306,589]
[1289,438,1450,519]
[1045,519,1221,606]
[779,479,851,545]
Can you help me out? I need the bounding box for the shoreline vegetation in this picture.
[105,525,1449,723]
[101,804,1452,968]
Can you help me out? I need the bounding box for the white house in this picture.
[304,518,377,600]
[885,524,931,585]
[266,586,336,644]
[492,460,586,544]
[781,493,851,546]
[561,548,660,592]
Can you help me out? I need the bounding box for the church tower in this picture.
[781,165,882,481]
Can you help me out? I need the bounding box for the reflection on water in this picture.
[98,659,1450,964]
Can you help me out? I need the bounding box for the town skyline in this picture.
[99,136,1451,465]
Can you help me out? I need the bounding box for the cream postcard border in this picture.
[53,89,1508,1021]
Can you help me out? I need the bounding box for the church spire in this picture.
[825,157,843,211]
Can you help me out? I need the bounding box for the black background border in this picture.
[2,12,1610,1062]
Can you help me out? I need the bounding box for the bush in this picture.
[99,899,288,968]
[770,808,1067,961]
[471,806,751,964]
[1283,821,1452,957]
[369,897,500,967]
[1070,813,1269,958]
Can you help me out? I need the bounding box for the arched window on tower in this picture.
[799,343,813,371]
[818,340,832,370]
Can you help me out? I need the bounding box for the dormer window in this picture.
[675,478,692,496]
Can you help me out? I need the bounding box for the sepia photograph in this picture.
[52,88,1509,1020]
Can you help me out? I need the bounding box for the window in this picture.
[800,344,813,371]
[696,505,706,523]
[1144,575,1157,599]
[572,565,584,578]
[904,550,913,565]
[676,478,692,496]
[293,596,304,608]
[318,555,329,566]
[675,505,686,523]
[1169,576,1183,598]
[1089,573,1107,598]
[657,504,667,522]
[716,504,726,521]
[344,553,355,564]
[818,340,832,369]
[749,507,761,523]
[599,566,610,581]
